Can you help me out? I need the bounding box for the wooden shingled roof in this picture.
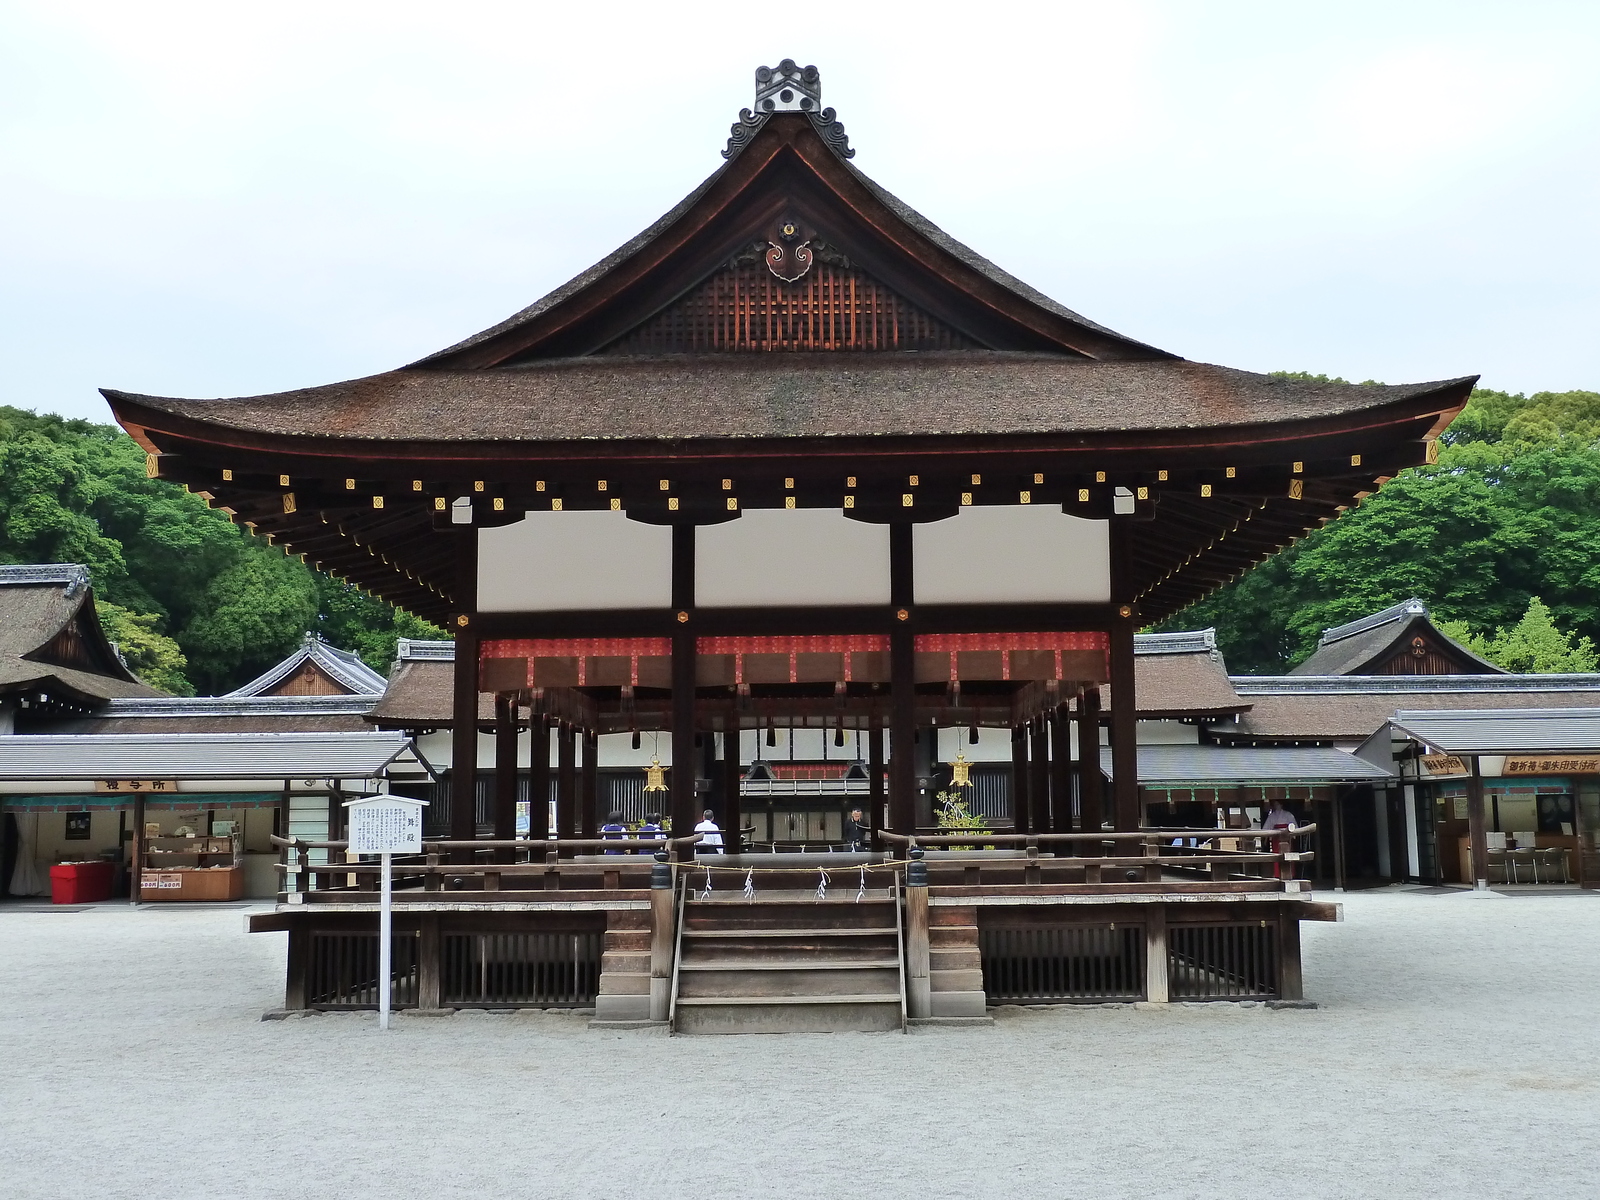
[103,76,1475,628]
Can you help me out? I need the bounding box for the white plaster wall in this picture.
[696,510,891,607]
[913,507,1110,604]
[477,511,673,612]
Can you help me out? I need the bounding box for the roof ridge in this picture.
[0,563,91,597]
[1318,598,1428,646]
[1234,673,1600,694]
[1134,629,1216,656]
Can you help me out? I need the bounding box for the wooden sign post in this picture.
[343,795,427,1030]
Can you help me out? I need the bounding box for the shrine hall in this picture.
[104,62,1475,1030]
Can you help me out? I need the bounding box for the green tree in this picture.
[1437,597,1599,674]
[1,404,448,693]
[1154,387,1600,673]
[96,602,195,695]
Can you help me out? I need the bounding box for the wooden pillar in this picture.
[1108,517,1139,832]
[528,716,550,843]
[905,854,931,1018]
[721,730,743,854]
[670,523,697,839]
[889,522,916,835]
[284,920,308,1010]
[1029,718,1050,836]
[649,858,675,1022]
[670,632,697,838]
[1050,705,1072,834]
[1278,908,1304,1001]
[1145,904,1169,1003]
[1010,724,1031,834]
[1466,756,1489,889]
[556,722,576,843]
[868,724,886,844]
[128,790,146,903]
[492,695,517,861]
[581,728,600,840]
[1077,687,1104,846]
[417,913,442,1010]
[449,636,480,854]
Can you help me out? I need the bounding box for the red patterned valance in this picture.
[479,630,1107,691]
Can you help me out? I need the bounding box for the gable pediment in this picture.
[601,242,974,355]
[418,114,1169,369]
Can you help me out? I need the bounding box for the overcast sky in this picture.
[4,0,1598,425]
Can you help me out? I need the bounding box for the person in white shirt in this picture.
[694,809,724,853]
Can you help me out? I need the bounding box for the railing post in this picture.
[905,847,932,1019]
[1024,837,1040,885]
[425,849,441,892]
[544,840,561,891]
[418,912,442,1011]
[1145,903,1169,1003]
[1278,909,1304,1001]
[285,920,308,1010]
[649,852,675,1023]
[296,840,310,899]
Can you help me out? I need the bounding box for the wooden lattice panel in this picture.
[604,263,973,354]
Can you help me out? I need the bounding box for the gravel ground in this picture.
[2,888,1597,1200]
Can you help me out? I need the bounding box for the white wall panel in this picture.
[696,510,891,607]
[913,507,1110,604]
[477,511,673,612]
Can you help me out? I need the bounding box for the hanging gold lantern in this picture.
[643,757,669,794]
[950,751,973,789]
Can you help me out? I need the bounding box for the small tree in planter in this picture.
[935,790,992,850]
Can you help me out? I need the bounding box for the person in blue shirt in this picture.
[601,811,627,855]
[637,813,663,849]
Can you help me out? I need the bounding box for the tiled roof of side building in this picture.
[0,564,163,702]
[226,632,388,697]
[42,693,381,735]
[1221,673,1600,743]
[1288,598,1502,676]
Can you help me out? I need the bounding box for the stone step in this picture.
[674,995,902,1035]
[680,958,900,971]
[679,966,900,998]
[682,926,898,938]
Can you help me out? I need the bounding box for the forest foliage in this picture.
[0,406,446,695]
[1155,384,1600,673]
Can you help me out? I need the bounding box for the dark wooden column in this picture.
[1010,724,1031,834]
[556,722,576,843]
[670,523,697,839]
[1466,756,1489,888]
[1050,704,1073,834]
[449,648,480,853]
[888,523,916,835]
[492,694,518,861]
[721,730,743,853]
[1108,519,1139,831]
[528,715,550,842]
[868,724,886,846]
[1077,687,1104,846]
[581,728,600,839]
[1030,718,1051,836]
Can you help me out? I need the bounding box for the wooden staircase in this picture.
[670,890,906,1034]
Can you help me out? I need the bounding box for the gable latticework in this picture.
[603,262,975,355]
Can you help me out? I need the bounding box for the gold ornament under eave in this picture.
[643,757,669,793]
[950,752,973,788]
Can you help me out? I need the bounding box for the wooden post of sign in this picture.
[1467,757,1489,890]
[379,849,393,1029]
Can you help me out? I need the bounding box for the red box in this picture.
[49,861,115,904]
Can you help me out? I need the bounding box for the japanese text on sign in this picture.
[347,801,423,854]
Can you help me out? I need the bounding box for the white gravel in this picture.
[2,888,1597,1200]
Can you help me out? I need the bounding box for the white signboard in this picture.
[346,798,424,854]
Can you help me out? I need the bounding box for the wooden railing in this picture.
[269,834,702,900]
[878,827,1316,884]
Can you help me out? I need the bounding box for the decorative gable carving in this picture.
[602,252,976,355]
